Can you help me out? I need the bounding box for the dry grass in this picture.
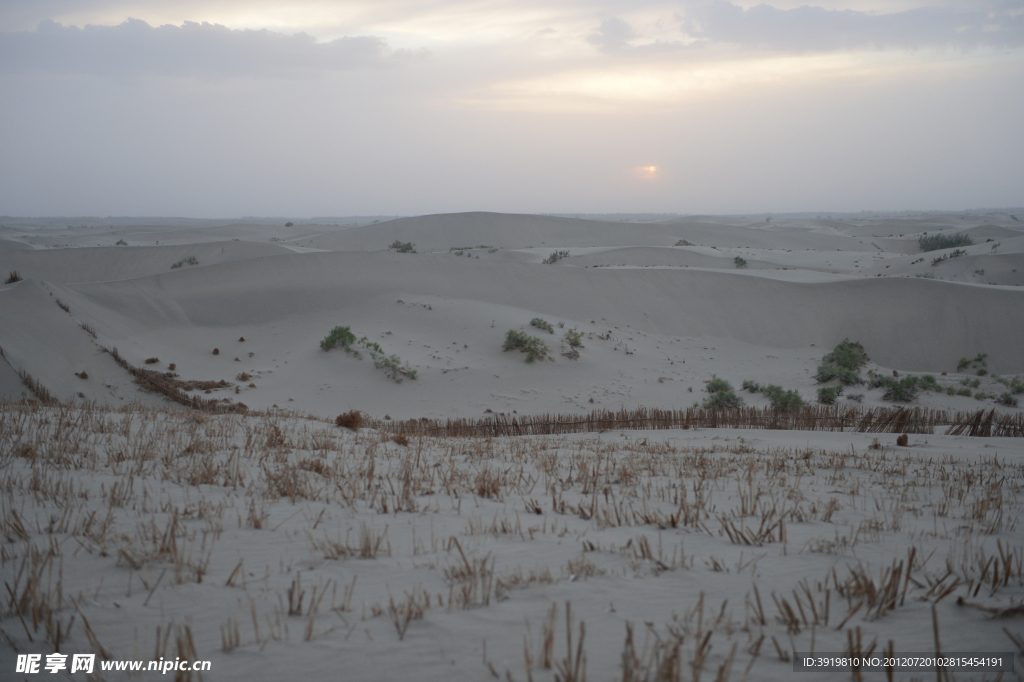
[335,410,363,430]
[1,398,1022,680]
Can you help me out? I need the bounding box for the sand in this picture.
[1,210,1023,681]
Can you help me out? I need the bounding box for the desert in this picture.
[2,210,1024,680]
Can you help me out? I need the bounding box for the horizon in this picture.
[4,207,1024,223]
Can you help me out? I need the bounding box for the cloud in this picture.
[586,17,637,52]
[0,18,417,78]
[682,1,1024,52]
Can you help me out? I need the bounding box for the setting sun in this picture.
[635,165,659,179]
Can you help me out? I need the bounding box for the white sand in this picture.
[1,210,1023,680]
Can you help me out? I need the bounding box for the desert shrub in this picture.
[823,339,869,371]
[285,221,294,227]
[705,376,733,394]
[530,318,554,334]
[817,386,841,404]
[974,391,988,401]
[702,390,744,410]
[185,256,198,265]
[5,271,22,284]
[846,393,864,403]
[945,386,958,396]
[321,326,356,352]
[389,240,416,253]
[733,256,747,269]
[354,336,417,382]
[957,353,988,372]
[977,368,988,376]
[675,239,694,246]
[762,385,803,409]
[882,377,919,402]
[564,330,584,348]
[917,374,940,391]
[996,393,1018,406]
[335,411,362,429]
[115,239,127,246]
[956,387,973,397]
[919,232,972,252]
[503,330,549,363]
[815,364,861,385]
[373,353,417,382]
[896,434,909,447]
[144,357,159,364]
[815,339,868,385]
[542,250,569,264]
[741,379,761,393]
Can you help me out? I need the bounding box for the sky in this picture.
[1,1,1022,217]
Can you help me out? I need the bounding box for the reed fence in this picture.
[376,405,1024,439]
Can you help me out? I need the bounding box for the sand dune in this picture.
[2,210,1021,419]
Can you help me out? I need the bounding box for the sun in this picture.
[634,165,659,179]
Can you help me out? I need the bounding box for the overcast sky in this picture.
[1,1,1022,217]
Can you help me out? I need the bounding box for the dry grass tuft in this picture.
[5,270,22,284]
[335,410,362,430]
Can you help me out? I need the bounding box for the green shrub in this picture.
[373,352,417,383]
[974,391,988,401]
[542,250,569,264]
[815,364,861,385]
[564,330,584,348]
[917,374,940,391]
[882,377,919,402]
[931,250,967,266]
[115,239,127,246]
[733,256,748,269]
[503,330,549,363]
[823,339,869,371]
[956,387,973,397]
[702,390,744,410]
[741,379,761,393]
[815,339,868,385]
[675,239,693,246]
[705,376,733,394]
[919,233,972,252]
[977,368,988,377]
[817,386,841,405]
[957,353,987,373]
[846,393,864,403]
[945,386,958,396]
[995,393,1018,407]
[321,326,356,352]
[171,256,199,269]
[762,385,803,409]
[530,318,554,334]
[389,240,416,253]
